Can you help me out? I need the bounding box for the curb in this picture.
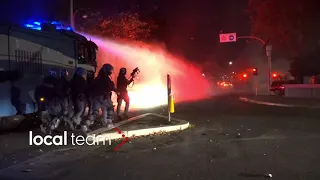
[239,97,320,109]
[87,113,189,143]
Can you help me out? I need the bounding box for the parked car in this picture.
[270,80,297,96]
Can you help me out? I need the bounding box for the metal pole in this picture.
[266,45,272,94]
[238,36,272,94]
[255,76,258,96]
[70,0,74,29]
[268,56,271,93]
[167,74,171,122]
[237,36,266,45]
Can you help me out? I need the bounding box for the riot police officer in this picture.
[68,67,88,130]
[59,69,71,123]
[86,71,95,117]
[116,68,134,119]
[34,82,46,121]
[40,68,63,134]
[87,64,117,129]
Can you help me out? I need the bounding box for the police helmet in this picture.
[75,67,87,77]
[48,68,60,77]
[119,68,126,75]
[102,64,114,75]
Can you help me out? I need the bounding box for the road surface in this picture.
[1,94,320,180]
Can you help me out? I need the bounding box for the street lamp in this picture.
[229,61,233,65]
[70,0,87,30]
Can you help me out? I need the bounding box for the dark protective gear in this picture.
[88,95,114,125]
[92,72,117,97]
[34,85,47,126]
[102,63,114,76]
[70,75,88,96]
[117,72,134,93]
[75,67,87,77]
[60,76,70,117]
[87,71,116,126]
[116,71,134,116]
[119,68,126,75]
[42,75,62,100]
[34,85,46,115]
[69,72,89,126]
[40,69,65,133]
[86,70,95,116]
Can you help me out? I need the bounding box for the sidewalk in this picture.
[239,95,320,108]
[0,113,189,170]
[88,113,190,143]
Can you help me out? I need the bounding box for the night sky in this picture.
[1,0,250,72]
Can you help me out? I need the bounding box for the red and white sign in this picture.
[219,33,237,43]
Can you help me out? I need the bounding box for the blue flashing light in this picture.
[32,27,41,30]
[23,20,73,31]
[51,21,60,25]
[25,24,34,28]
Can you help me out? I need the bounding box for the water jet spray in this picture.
[80,33,212,110]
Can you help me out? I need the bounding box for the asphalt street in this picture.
[1,94,320,180]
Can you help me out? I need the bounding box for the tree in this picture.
[82,12,157,42]
[289,52,320,81]
[247,0,320,57]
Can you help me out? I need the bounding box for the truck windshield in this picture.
[77,41,97,68]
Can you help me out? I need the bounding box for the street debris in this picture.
[264,173,272,178]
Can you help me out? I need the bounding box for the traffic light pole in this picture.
[219,34,272,94]
[70,0,74,29]
[238,36,272,94]
[266,45,272,94]
[255,76,258,96]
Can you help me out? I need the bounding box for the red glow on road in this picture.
[81,34,211,109]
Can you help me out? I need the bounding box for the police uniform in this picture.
[40,68,63,134]
[116,68,134,118]
[87,64,116,129]
[60,69,70,116]
[86,72,95,116]
[68,67,88,130]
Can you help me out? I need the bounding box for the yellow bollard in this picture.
[169,94,175,113]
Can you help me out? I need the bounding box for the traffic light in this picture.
[253,68,258,76]
[272,73,277,78]
[242,73,247,78]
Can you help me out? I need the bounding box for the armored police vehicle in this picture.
[0,21,97,131]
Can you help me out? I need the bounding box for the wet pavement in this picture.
[1,94,320,180]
